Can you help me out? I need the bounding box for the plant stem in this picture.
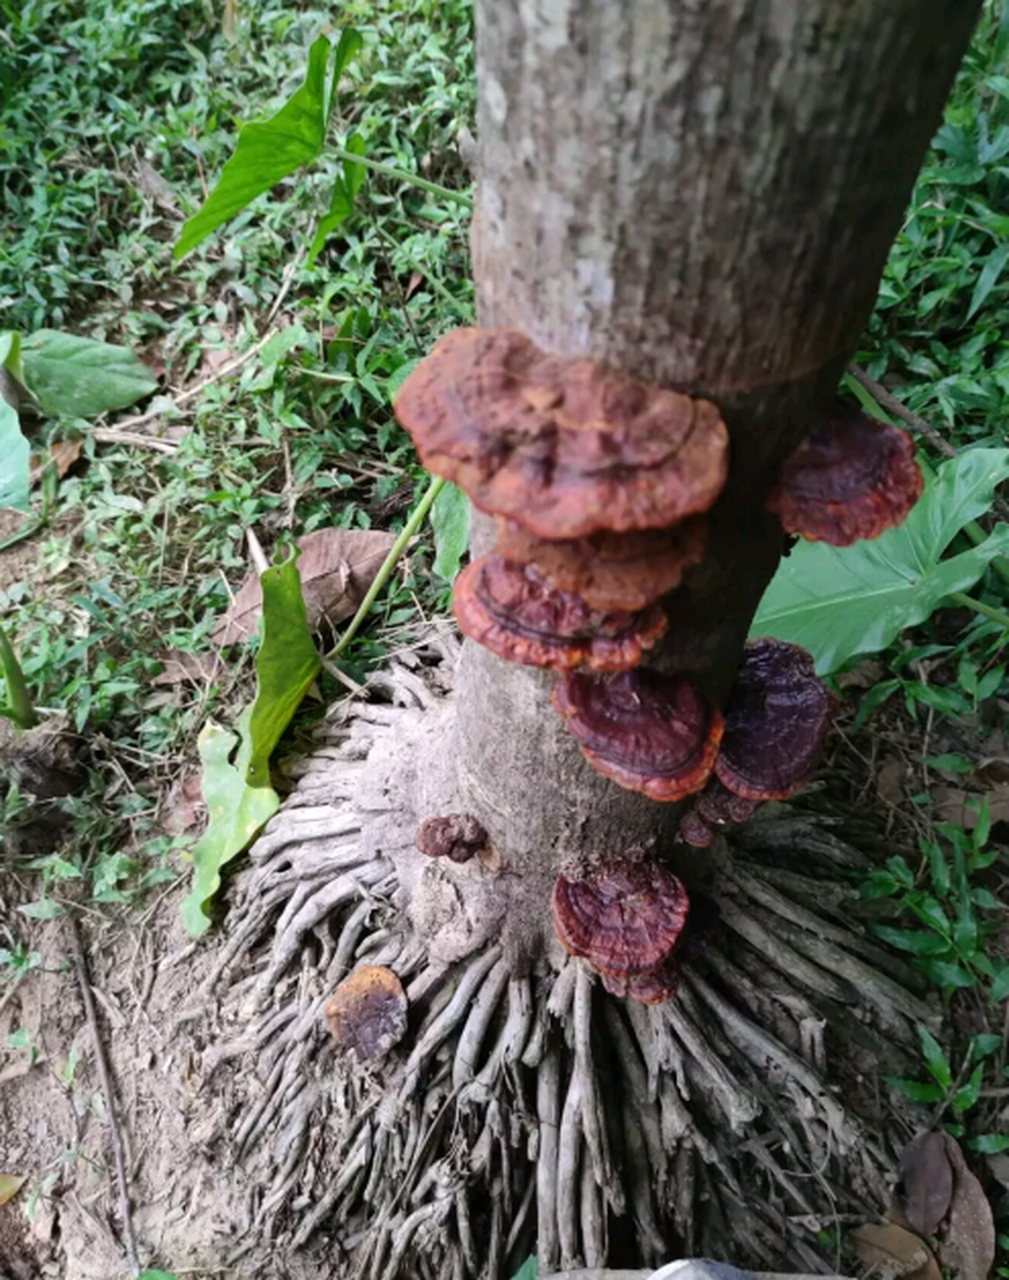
[948,590,1009,631]
[329,475,445,661]
[331,146,473,209]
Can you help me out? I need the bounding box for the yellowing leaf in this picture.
[0,1173,27,1205]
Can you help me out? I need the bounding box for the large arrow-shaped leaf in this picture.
[753,448,1009,673]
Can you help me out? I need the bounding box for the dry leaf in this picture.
[50,438,83,478]
[936,1133,995,1280]
[325,965,408,1060]
[898,1132,954,1238]
[405,270,424,301]
[212,527,396,647]
[153,650,224,687]
[933,784,1009,830]
[0,1174,26,1206]
[975,756,1009,787]
[162,771,205,835]
[838,658,887,690]
[852,1222,941,1280]
[877,757,906,807]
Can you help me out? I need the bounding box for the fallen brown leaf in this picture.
[405,270,424,301]
[162,770,205,835]
[877,757,906,807]
[898,1132,953,1238]
[0,1174,26,1206]
[852,1222,941,1280]
[212,527,396,647]
[50,438,83,478]
[936,1133,995,1280]
[933,784,1009,830]
[838,658,887,691]
[153,650,225,687]
[975,756,1009,787]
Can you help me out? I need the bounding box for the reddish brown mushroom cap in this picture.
[453,553,667,672]
[599,957,681,1005]
[495,517,708,612]
[714,637,834,802]
[678,782,759,847]
[552,860,689,979]
[767,411,923,546]
[416,814,489,864]
[395,328,729,539]
[552,669,723,801]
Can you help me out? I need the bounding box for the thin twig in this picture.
[91,428,178,453]
[849,362,1009,524]
[68,916,142,1278]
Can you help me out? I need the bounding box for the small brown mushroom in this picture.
[325,964,408,1060]
[416,813,489,863]
[395,327,729,539]
[552,859,689,1005]
[494,517,708,612]
[767,409,923,546]
[552,668,723,800]
[714,637,834,802]
[678,781,759,848]
[453,553,667,672]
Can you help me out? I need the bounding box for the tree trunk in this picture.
[454,0,980,959]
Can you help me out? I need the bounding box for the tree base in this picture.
[192,644,937,1279]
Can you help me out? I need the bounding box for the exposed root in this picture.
[193,658,935,1278]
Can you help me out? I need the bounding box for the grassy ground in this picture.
[2,0,1009,1266]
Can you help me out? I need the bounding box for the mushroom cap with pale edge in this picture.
[766,410,923,546]
[552,860,689,979]
[714,637,834,801]
[495,516,708,612]
[395,327,730,539]
[552,669,723,801]
[324,965,408,1060]
[599,955,681,1004]
[453,553,667,672]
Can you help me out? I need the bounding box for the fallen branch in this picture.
[68,915,142,1278]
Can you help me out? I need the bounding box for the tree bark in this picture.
[451,0,980,957]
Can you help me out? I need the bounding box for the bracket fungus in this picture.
[553,668,723,800]
[495,517,708,613]
[714,637,833,802]
[416,813,490,864]
[453,553,667,671]
[767,410,923,546]
[552,860,689,1004]
[395,327,730,539]
[325,964,409,1060]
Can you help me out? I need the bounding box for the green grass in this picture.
[0,0,474,900]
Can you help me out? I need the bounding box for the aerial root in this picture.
[200,682,932,1277]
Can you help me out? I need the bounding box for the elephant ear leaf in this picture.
[753,448,1009,674]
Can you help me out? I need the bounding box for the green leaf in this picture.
[970,1033,1002,1061]
[137,1272,179,1280]
[176,35,333,259]
[248,325,308,392]
[861,871,899,900]
[953,1062,985,1113]
[873,926,953,956]
[972,796,991,853]
[967,241,1009,319]
[0,330,24,384]
[180,710,280,937]
[753,449,1009,673]
[245,550,321,789]
[886,1076,946,1104]
[991,959,1009,1001]
[19,331,158,418]
[431,481,470,582]
[507,1258,538,1280]
[918,1024,952,1088]
[0,623,36,728]
[326,28,363,123]
[17,899,65,920]
[968,1134,1009,1154]
[0,395,29,512]
[923,754,973,773]
[917,959,976,990]
[309,131,367,264]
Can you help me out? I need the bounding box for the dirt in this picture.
[0,889,274,1280]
